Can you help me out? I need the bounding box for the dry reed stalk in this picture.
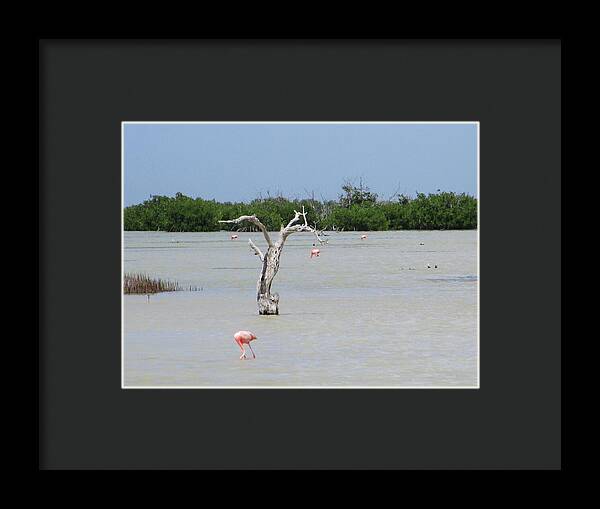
[123,273,201,294]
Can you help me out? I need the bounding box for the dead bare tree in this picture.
[219,206,327,315]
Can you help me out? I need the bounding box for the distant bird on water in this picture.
[361,235,368,240]
[310,248,320,258]
[234,330,257,360]
[230,234,239,240]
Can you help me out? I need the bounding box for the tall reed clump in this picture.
[123,272,200,294]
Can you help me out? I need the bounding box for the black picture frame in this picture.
[39,38,562,470]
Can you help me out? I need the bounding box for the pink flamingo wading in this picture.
[234,330,257,359]
[310,248,320,258]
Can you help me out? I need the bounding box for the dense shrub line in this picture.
[124,188,477,232]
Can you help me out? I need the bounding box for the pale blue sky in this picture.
[124,123,477,206]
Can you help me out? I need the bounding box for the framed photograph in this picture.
[39,38,561,469]
[121,121,479,389]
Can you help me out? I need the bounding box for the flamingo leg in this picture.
[235,338,246,359]
[248,343,256,359]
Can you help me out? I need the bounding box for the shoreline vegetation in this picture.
[124,182,477,232]
[124,273,201,294]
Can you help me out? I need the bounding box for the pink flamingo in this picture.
[230,234,239,240]
[234,330,257,359]
[310,248,320,258]
[360,234,368,240]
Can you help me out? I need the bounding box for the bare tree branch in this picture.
[218,215,273,247]
[284,209,303,229]
[279,206,328,244]
[248,238,264,261]
[387,181,402,201]
[281,224,328,244]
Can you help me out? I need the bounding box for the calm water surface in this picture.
[124,230,478,387]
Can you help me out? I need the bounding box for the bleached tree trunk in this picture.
[219,207,327,315]
[256,244,282,314]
